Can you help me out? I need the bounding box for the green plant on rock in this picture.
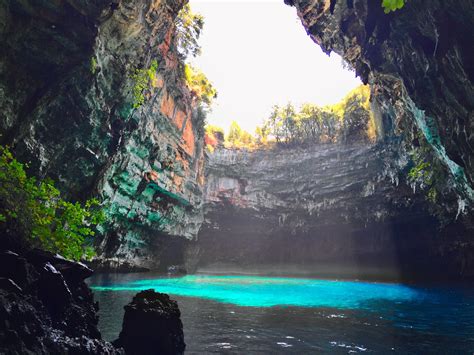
[90,57,98,75]
[184,64,217,106]
[382,0,406,13]
[131,59,159,109]
[407,134,445,204]
[0,145,104,261]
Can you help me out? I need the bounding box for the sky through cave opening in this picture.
[188,0,362,134]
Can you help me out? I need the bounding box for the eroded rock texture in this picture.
[286,0,474,205]
[193,143,474,281]
[0,0,206,271]
[114,289,185,355]
[0,249,122,354]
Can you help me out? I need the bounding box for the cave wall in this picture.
[194,143,474,281]
[286,0,474,205]
[194,0,474,280]
[0,0,205,270]
[1,0,473,275]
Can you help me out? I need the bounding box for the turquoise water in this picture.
[91,275,425,308]
[90,274,474,353]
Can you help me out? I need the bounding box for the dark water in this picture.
[88,273,474,353]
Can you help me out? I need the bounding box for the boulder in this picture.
[114,290,185,355]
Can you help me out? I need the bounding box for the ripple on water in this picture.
[89,274,474,353]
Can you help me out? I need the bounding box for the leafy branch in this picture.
[0,145,104,260]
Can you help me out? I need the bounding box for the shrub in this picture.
[90,57,98,75]
[0,146,104,261]
[407,134,446,204]
[382,0,406,13]
[131,59,159,108]
[205,125,225,151]
[184,64,217,106]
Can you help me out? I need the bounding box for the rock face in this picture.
[286,0,474,206]
[0,0,206,271]
[0,249,122,354]
[114,290,185,355]
[193,143,474,281]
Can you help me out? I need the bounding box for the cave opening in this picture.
[1,0,474,353]
[181,0,413,282]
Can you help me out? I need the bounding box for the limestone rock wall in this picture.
[194,142,474,281]
[0,0,205,270]
[286,0,474,206]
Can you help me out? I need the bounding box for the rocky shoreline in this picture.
[0,248,185,354]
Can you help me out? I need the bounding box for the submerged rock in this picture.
[114,289,185,355]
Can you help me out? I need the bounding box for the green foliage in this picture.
[257,85,373,147]
[226,121,255,148]
[382,0,405,13]
[184,64,217,106]
[206,125,225,137]
[205,125,225,151]
[255,125,270,144]
[131,59,159,109]
[90,57,98,75]
[176,4,204,60]
[0,145,104,261]
[407,134,445,203]
[206,85,373,150]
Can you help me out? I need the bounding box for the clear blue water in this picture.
[89,274,474,353]
[92,275,428,308]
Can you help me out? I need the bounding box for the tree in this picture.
[255,125,269,145]
[227,121,243,145]
[226,121,255,148]
[175,4,204,60]
[266,105,283,143]
[281,103,297,144]
[299,104,323,143]
[338,85,372,143]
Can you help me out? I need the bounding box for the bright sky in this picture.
[189,0,361,133]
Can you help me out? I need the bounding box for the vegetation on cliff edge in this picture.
[205,85,375,151]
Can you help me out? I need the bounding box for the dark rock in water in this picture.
[0,248,123,354]
[114,289,185,355]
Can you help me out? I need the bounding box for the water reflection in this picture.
[89,274,474,353]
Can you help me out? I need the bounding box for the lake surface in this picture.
[88,274,474,353]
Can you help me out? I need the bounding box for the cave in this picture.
[0,0,473,353]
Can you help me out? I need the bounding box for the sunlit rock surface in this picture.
[286,0,474,206]
[193,144,473,281]
[0,0,206,271]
